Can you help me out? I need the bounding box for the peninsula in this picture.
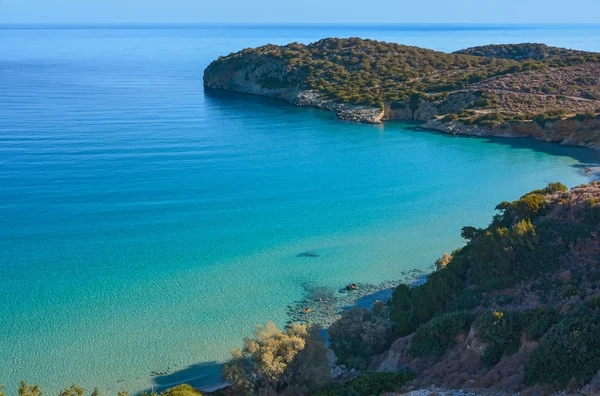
[204,39,600,149]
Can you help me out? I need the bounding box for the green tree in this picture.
[161,385,202,396]
[461,226,482,241]
[223,322,329,394]
[328,301,393,369]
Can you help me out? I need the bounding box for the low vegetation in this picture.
[408,311,474,358]
[222,322,331,395]
[327,302,393,369]
[524,298,600,387]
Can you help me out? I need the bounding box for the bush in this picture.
[390,251,470,335]
[409,311,475,358]
[312,371,416,396]
[475,311,522,366]
[524,302,600,387]
[223,322,330,394]
[473,112,506,128]
[328,302,393,369]
[511,193,547,219]
[161,385,202,396]
[435,252,452,271]
[519,308,561,340]
[534,109,568,126]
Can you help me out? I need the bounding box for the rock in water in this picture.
[297,251,319,258]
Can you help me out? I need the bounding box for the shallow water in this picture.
[1,24,600,394]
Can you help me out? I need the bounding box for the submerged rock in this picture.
[297,251,319,258]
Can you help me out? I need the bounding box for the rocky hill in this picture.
[332,182,600,395]
[204,39,600,149]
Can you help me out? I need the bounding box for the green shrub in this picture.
[328,302,393,369]
[511,193,547,219]
[524,302,600,387]
[473,112,506,128]
[519,309,561,341]
[534,109,568,126]
[161,385,202,396]
[223,322,331,394]
[475,311,522,366]
[313,371,416,396]
[409,311,475,357]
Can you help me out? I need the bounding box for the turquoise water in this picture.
[1,24,600,394]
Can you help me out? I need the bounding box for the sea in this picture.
[1,23,600,394]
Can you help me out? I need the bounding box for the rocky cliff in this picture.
[204,38,600,148]
[422,117,600,149]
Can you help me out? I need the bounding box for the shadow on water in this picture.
[205,88,600,171]
[391,122,600,178]
[143,361,224,394]
[203,87,311,112]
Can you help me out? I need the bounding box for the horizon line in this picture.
[2,22,600,27]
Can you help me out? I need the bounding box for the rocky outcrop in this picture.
[383,92,479,121]
[203,39,600,148]
[204,59,385,124]
[370,328,537,394]
[421,117,600,149]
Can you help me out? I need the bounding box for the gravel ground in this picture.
[397,386,500,396]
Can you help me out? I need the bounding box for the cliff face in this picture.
[382,92,479,122]
[204,55,296,99]
[204,60,385,124]
[422,117,600,149]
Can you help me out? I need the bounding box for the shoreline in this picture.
[285,270,430,329]
[146,270,432,394]
[204,87,600,151]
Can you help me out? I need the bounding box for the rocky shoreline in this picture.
[203,38,600,151]
[204,84,600,150]
[285,268,429,329]
[420,118,600,150]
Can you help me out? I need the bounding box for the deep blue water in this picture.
[1,24,600,394]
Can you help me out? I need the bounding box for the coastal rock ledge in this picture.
[204,39,600,148]
[203,69,384,124]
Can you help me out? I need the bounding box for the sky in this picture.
[1,0,600,24]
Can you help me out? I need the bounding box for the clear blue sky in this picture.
[1,0,600,24]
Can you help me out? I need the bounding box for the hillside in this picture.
[204,39,600,148]
[213,182,600,395]
[334,181,600,395]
